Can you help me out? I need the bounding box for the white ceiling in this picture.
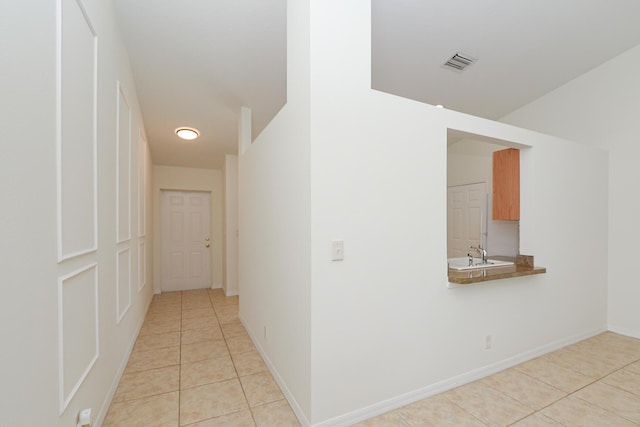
[113,0,287,169]
[372,0,640,119]
[114,1,640,169]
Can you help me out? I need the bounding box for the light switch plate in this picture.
[331,240,344,261]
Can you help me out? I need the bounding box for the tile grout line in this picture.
[175,290,255,426]
[505,350,640,426]
[428,334,640,427]
[565,355,640,425]
[440,393,499,426]
[108,290,296,426]
[209,291,260,426]
[178,290,183,427]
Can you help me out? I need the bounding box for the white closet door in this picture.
[161,191,211,291]
[448,183,485,258]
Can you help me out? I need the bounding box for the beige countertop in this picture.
[448,256,546,285]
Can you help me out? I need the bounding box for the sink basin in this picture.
[448,257,514,271]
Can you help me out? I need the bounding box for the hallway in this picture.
[104,289,300,426]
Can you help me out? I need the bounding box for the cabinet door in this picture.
[492,148,519,220]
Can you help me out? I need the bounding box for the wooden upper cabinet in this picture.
[492,148,520,221]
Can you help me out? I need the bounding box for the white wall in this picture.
[238,0,312,422]
[447,140,496,188]
[308,1,607,425]
[0,3,58,424]
[223,155,239,296]
[152,165,223,291]
[0,1,153,425]
[501,43,640,338]
[239,1,609,425]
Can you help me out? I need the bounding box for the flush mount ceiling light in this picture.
[175,127,200,140]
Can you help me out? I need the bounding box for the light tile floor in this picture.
[105,290,640,426]
[356,331,640,426]
[104,289,300,426]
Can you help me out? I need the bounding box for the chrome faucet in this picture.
[469,245,488,264]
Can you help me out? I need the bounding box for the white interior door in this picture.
[447,183,486,258]
[161,191,211,291]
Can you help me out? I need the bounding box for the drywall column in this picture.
[239,106,252,155]
[226,106,248,296]
[224,155,239,296]
[237,0,312,423]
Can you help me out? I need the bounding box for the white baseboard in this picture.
[239,314,312,427]
[607,324,640,339]
[315,327,606,426]
[237,323,604,427]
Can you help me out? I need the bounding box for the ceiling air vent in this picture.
[443,52,477,72]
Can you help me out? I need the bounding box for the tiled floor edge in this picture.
[311,384,450,427]
[469,327,608,381]
[287,326,608,427]
[95,294,154,426]
[238,313,312,427]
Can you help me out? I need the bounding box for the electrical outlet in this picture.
[484,335,492,350]
[77,408,92,427]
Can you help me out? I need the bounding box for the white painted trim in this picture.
[57,262,99,414]
[311,327,605,427]
[94,295,152,427]
[56,0,98,263]
[116,81,132,244]
[138,130,147,238]
[55,0,62,261]
[607,325,640,340]
[240,319,603,427]
[138,240,146,292]
[159,190,213,292]
[238,107,252,155]
[116,247,132,323]
[239,314,311,427]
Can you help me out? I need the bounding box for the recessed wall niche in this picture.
[447,129,525,259]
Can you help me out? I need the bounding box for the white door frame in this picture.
[160,190,212,291]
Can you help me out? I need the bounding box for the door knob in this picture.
[205,243,210,248]
[205,237,210,241]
